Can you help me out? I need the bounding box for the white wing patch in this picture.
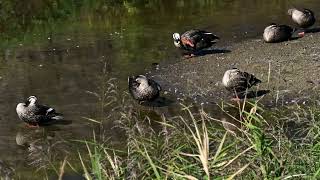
[46,108,54,115]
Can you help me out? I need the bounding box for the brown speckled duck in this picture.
[263,23,295,43]
[128,75,161,103]
[288,8,316,28]
[172,29,219,57]
[16,96,63,126]
[222,68,261,94]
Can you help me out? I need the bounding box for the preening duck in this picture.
[263,23,295,43]
[288,8,316,28]
[128,75,161,103]
[16,96,63,126]
[172,29,219,57]
[222,68,261,94]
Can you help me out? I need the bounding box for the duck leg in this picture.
[182,50,196,59]
[230,90,243,102]
[298,31,305,37]
[26,123,39,128]
[296,28,306,37]
[183,54,195,59]
[231,96,241,102]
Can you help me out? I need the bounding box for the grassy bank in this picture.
[72,79,320,179]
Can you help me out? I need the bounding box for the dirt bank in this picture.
[150,32,320,106]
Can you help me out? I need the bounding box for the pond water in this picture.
[0,0,319,178]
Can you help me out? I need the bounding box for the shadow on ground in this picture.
[141,97,175,107]
[196,48,231,56]
[239,90,271,99]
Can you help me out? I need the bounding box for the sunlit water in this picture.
[0,0,319,178]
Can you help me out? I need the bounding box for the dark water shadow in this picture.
[237,90,270,99]
[141,97,175,107]
[39,120,72,126]
[289,36,302,41]
[195,49,231,56]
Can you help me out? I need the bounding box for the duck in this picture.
[172,29,219,57]
[16,96,63,126]
[128,75,161,103]
[222,68,261,94]
[263,23,295,43]
[288,8,315,29]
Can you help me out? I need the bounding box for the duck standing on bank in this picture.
[128,75,161,104]
[263,23,297,43]
[16,96,63,127]
[222,68,261,97]
[288,8,316,30]
[172,29,219,58]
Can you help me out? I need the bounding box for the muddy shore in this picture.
[150,31,320,106]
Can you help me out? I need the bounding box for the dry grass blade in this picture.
[158,166,198,180]
[85,90,101,99]
[180,104,210,178]
[82,117,102,124]
[104,149,121,177]
[223,146,254,169]
[282,174,307,180]
[58,157,68,180]
[227,162,251,180]
[78,152,92,180]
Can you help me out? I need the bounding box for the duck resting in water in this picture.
[16,96,63,127]
[288,8,316,29]
[128,75,161,104]
[222,68,261,99]
[172,29,219,58]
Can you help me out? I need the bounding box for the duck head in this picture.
[135,75,149,88]
[222,68,239,86]
[267,23,277,28]
[26,96,38,106]
[172,33,181,48]
[287,8,296,16]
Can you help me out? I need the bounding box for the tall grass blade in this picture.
[78,152,92,180]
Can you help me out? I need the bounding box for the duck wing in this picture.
[303,8,314,16]
[181,29,206,48]
[146,79,161,101]
[33,105,54,115]
[302,8,316,27]
[181,29,219,50]
[278,25,294,34]
[148,79,161,91]
[241,71,262,88]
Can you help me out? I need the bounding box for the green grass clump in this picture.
[67,76,320,179]
[75,93,320,179]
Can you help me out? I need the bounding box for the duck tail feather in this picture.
[252,77,262,85]
[208,33,219,40]
[128,76,133,84]
[52,115,64,120]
